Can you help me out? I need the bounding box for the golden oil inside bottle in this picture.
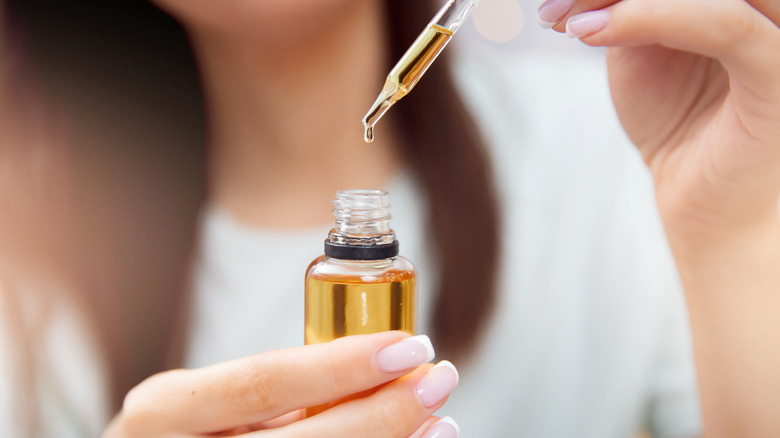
[303,263,416,417]
[363,23,453,143]
[304,267,417,344]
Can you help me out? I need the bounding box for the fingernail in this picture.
[375,335,435,373]
[416,360,459,408]
[566,10,610,38]
[421,416,460,438]
[537,0,575,29]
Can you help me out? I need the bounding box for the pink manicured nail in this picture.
[375,335,435,373]
[566,10,610,38]
[421,416,460,438]
[416,361,459,408]
[537,0,575,29]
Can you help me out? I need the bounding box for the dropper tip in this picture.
[363,82,400,145]
[363,124,374,143]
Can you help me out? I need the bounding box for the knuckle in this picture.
[231,356,279,414]
[321,349,351,391]
[120,369,182,436]
[719,5,763,44]
[119,411,153,437]
[372,393,419,437]
[377,400,404,431]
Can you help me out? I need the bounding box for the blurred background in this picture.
[463,0,602,54]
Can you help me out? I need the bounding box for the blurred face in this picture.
[152,0,369,43]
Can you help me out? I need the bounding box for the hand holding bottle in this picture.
[102,332,459,438]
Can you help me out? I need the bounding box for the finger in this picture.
[537,0,617,30]
[409,416,461,438]
[120,332,435,435]
[407,416,441,438]
[256,361,460,438]
[567,0,780,99]
[254,410,304,429]
[210,410,305,436]
[540,0,780,33]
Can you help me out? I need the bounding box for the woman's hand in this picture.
[539,1,780,436]
[103,332,460,438]
[540,0,780,247]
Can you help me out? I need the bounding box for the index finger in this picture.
[541,0,780,33]
[121,332,435,435]
[537,0,618,31]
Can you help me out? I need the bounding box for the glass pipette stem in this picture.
[362,0,480,143]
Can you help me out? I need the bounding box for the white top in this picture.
[0,277,109,438]
[185,43,701,438]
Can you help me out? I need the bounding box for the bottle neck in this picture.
[324,190,399,260]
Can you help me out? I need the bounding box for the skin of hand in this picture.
[539,0,780,436]
[543,0,780,245]
[102,332,457,437]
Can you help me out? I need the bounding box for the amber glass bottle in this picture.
[304,190,417,345]
[304,190,417,416]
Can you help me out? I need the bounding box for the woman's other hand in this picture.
[539,1,780,436]
[103,332,459,438]
[539,0,780,249]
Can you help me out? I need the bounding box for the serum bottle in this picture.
[304,190,417,345]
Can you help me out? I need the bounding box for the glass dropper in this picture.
[362,0,480,143]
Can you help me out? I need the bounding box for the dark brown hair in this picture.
[1,9,82,435]
[7,0,207,410]
[7,0,500,412]
[384,1,500,362]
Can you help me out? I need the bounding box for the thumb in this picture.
[565,0,780,99]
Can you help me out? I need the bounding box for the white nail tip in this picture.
[565,20,576,37]
[537,15,556,29]
[433,360,460,385]
[437,416,461,435]
[408,335,436,363]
